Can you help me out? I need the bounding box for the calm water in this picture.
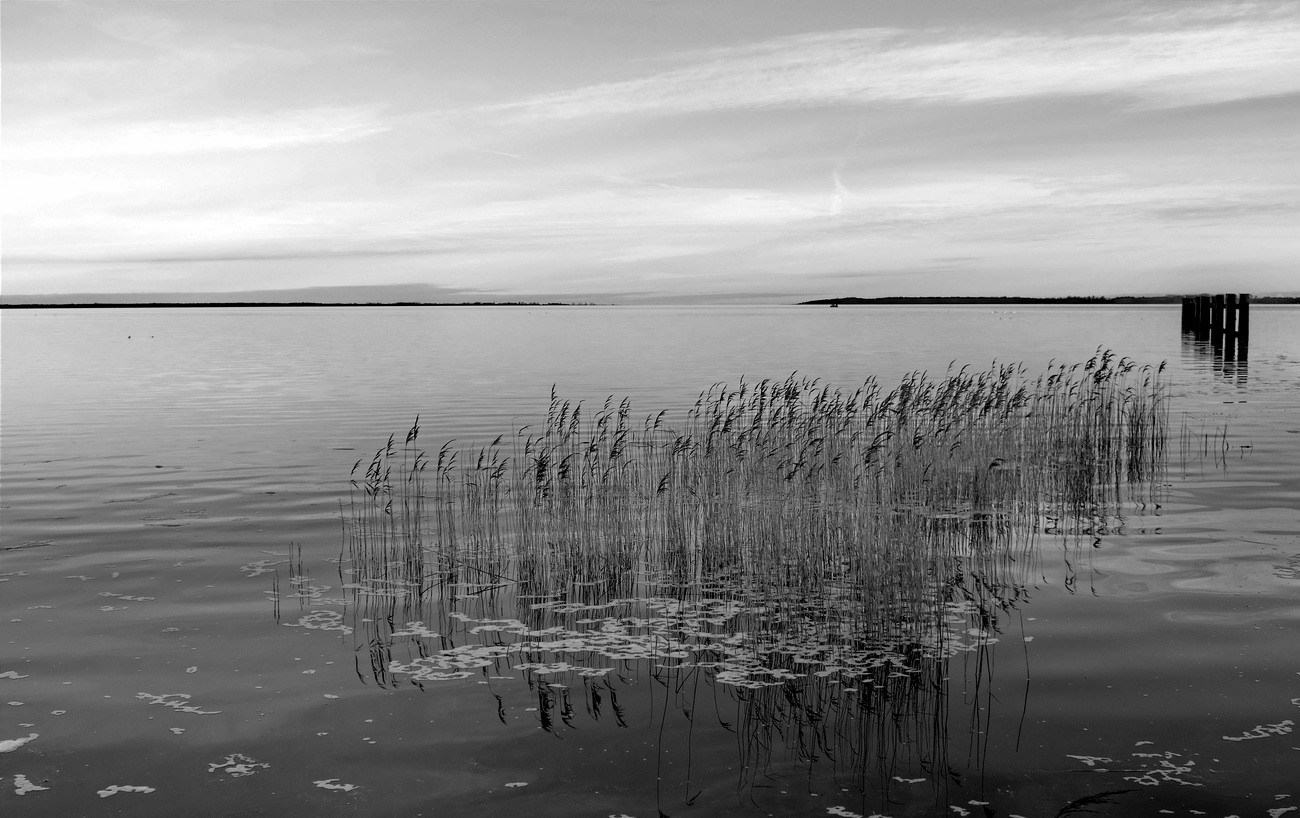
[2,305,1298,816]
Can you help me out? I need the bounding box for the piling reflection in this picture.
[1181,334,1249,388]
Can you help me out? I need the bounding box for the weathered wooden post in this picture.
[1210,294,1225,349]
[1197,294,1212,340]
[1224,293,1238,361]
[1238,293,1250,360]
[1180,296,1194,332]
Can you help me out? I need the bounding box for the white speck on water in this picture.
[504,781,528,787]
[51,710,65,715]
[0,672,29,680]
[313,778,358,792]
[169,728,185,735]
[7,702,24,706]
[186,667,197,673]
[324,694,339,699]
[891,776,925,784]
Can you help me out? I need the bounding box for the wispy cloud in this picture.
[7,106,388,160]
[484,9,1300,122]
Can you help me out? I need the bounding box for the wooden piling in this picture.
[1181,292,1250,360]
[1238,293,1250,360]
[1210,294,1224,348]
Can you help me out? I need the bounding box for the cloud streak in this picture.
[7,106,388,160]
[484,11,1300,123]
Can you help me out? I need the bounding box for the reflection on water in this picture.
[4,306,1298,815]
[1181,332,1249,388]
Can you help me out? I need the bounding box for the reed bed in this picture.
[339,350,1166,686]
[326,350,1169,795]
[347,348,1165,604]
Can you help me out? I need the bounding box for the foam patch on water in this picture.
[314,778,358,791]
[1124,751,1200,787]
[97,784,155,797]
[0,733,37,753]
[208,753,269,778]
[1068,748,1202,787]
[13,774,49,795]
[287,577,335,602]
[240,559,286,577]
[386,596,1001,689]
[1222,719,1294,742]
[284,611,353,634]
[136,692,221,715]
[389,622,441,639]
[0,672,30,680]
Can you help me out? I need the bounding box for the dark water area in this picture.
[2,305,1297,816]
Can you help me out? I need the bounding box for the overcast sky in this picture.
[4,1,1299,301]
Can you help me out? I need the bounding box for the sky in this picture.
[3,1,1299,302]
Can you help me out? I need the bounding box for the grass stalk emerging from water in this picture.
[346,349,1167,647]
[332,349,1170,797]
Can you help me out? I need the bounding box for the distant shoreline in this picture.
[0,301,596,309]
[799,295,1300,305]
[2,295,1297,309]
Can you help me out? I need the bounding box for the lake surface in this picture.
[2,305,1297,816]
